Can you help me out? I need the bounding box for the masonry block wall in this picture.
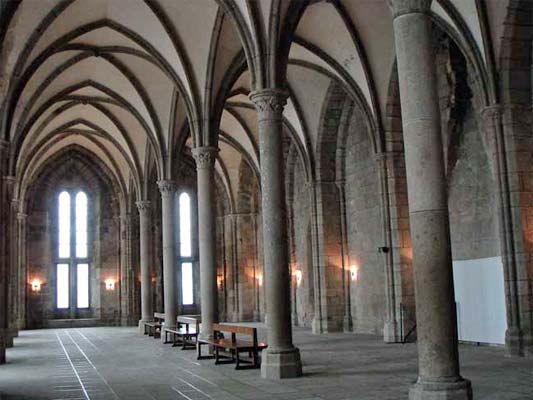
[344,109,386,335]
[25,153,124,328]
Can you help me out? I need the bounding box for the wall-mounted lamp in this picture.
[105,278,116,291]
[217,273,224,289]
[293,269,302,287]
[31,279,42,292]
[257,274,263,287]
[350,265,358,282]
[378,246,390,253]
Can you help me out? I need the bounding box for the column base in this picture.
[312,317,322,334]
[409,378,472,400]
[383,320,398,343]
[261,347,302,379]
[138,319,153,335]
[524,330,533,357]
[343,315,353,332]
[0,331,5,364]
[505,326,524,357]
[17,319,25,331]
[5,331,14,348]
[161,323,176,342]
[292,313,298,326]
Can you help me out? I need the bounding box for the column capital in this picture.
[335,179,346,189]
[3,175,15,184]
[17,212,27,221]
[481,104,503,119]
[136,200,151,212]
[387,0,432,19]
[157,180,176,196]
[249,88,288,116]
[192,146,218,170]
[0,140,8,151]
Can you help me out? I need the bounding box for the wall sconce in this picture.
[350,265,358,282]
[217,273,224,289]
[293,269,302,287]
[105,278,116,291]
[257,274,263,287]
[31,279,42,292]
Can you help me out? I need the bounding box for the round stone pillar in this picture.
[157,180,177,333]
[192,147,219,339]
[250,88,302,379]
[136,200,153,333]
[388,1,472,398]
[0,140,8,364]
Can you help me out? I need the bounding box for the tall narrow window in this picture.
[182,263,193,305]
[179,192,194,305]
[57,264,69,309]
[77,264,89,308]
[58,191,70,258]
[179,193,191,257]
[76,192,88,258]
[56,190,90,312]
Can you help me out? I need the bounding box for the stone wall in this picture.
[25,152,125,328]
[344,111,386,335]
[289,154,314,328]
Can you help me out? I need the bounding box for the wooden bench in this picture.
[163,315,201,349]
[144,312,165,338]
[197,324,267,369]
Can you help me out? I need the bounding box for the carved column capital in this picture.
[249,88,288,119]
[157,180,176,197]
[387,0,432,18]
[481,105,503,120]
[335,179,346,190]
[16,213,27,221]
[135,200,152,213]
[192,146,218,170]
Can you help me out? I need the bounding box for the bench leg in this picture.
[214,346,220,365]
[252,350,259,368]
[235,351,240,369]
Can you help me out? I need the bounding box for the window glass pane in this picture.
[77,264,89,308]
[58,192,70,258]
[179,193,191,257]
[57,264,69,309]
[182,262,193,305]
[76,192,88,258]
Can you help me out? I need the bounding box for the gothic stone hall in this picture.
[0,0,532,399]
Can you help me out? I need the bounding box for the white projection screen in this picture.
[453,257,507,345]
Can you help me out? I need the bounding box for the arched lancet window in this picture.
[56,190,90,313]
[179,192,193,305]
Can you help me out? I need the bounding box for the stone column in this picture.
[388,1,472,398]
[250,89,302,379]
[336,180,353,332]
[136,201,153,333]
[6,186,17,346]
[0,140,8,364]
[192,147,219,339]
[17,212,27,330]
[157,180,177,332]
[376,153,399,343]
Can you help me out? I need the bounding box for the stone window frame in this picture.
[53,186,93,316]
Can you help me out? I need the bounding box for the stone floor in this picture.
[0,326,532,400]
